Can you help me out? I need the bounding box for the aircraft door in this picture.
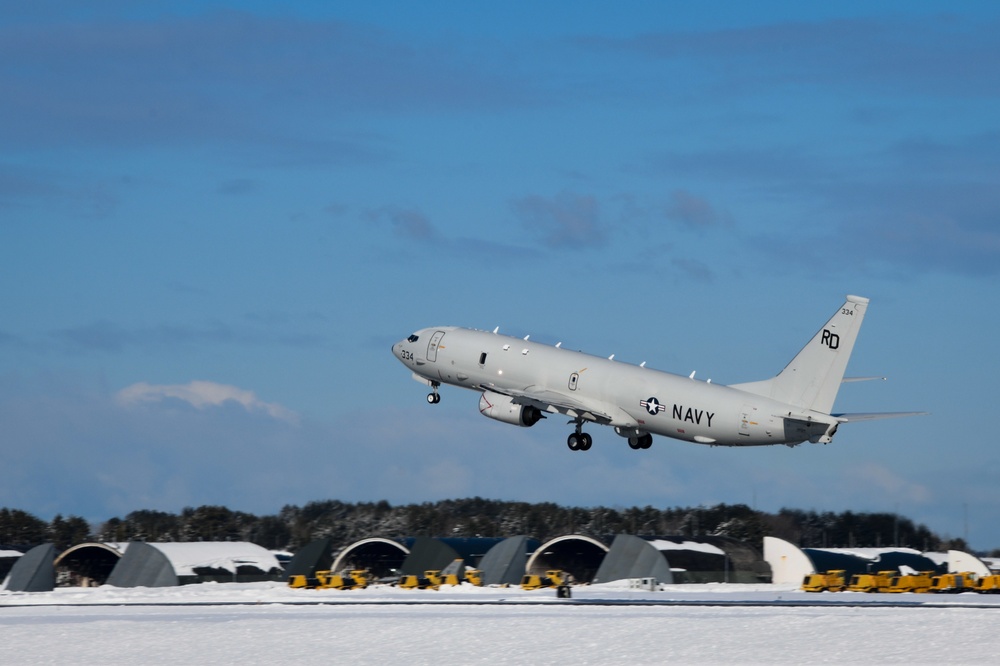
[426,330,446,362]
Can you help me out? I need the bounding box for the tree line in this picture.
[0,500,984,555]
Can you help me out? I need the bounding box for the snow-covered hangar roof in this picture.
[149,542,282,578]
[58,541,283,588]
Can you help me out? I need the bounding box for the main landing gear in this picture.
[628,433,653,450]
[426,382,441,404]
[566,421,592,451]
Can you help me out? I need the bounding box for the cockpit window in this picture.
[407,334,419,343]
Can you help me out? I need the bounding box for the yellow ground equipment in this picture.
[846,571,896,593]
[974,575,1000,593]
[287,569,370,590]
[436,568,481,586]
[397,560,483,590]
[438,559,481,586]
[520,570,569,590]
[884,572,934,593]
[287,574,311,589]
[929,572,977,593]
[397,570,444,590]
[801,570,846,592]
[395,574,419,589]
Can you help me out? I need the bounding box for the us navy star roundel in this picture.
[640,397,665,416]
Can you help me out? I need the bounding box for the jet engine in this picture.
[478,391,543,427]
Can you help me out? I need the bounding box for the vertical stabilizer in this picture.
[731,295,869,414]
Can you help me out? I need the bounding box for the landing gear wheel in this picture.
[566,419,592,451]
[628,434,653,449]
[426,392,440,404]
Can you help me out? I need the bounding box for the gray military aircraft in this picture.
[391,295,924,451]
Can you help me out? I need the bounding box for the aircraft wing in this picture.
[479,383,620,424]
[833,412,929,422]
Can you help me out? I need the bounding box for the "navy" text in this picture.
[673,404,714,427]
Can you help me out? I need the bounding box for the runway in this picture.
[3,594,996,665]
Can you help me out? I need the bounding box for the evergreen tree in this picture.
[2,500,990,554]
[49,515,91,550]
[0,508,50,546]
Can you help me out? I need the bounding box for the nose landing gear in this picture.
[426,381,441,404]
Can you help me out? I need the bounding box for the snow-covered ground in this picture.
[3,582,998,664]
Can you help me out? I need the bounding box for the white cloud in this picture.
[116,380,299,425]
[851,462,931,504]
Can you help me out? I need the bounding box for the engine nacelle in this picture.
[614,426,649,439]
[478,391,543,427]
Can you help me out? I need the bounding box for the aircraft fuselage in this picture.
[392,326,835,447]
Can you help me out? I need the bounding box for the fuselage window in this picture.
[569,373,579,390]
[479,352,487,366]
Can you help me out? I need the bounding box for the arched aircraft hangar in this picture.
[55,543,124,586]
[326,535,540,585]
[525,535,610,583]
[331,537,411,579]
[592,534,772,584]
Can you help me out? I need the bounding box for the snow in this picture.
[648,539,726,556]
[3,582,999,664]
[924,551,949,565]
[812,547,924,560]
[147,542,281,575]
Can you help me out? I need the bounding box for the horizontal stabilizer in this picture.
[833,412,929,423]
[775,411,839,427]
[842,376,887,383]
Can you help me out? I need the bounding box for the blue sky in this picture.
[3,1,999,550]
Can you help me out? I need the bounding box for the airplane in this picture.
[391,295,926,451]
